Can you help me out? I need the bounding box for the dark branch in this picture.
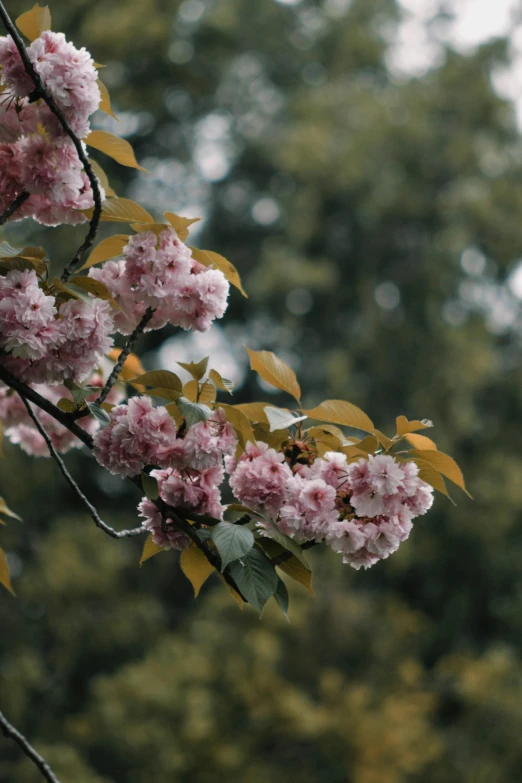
[0,1,102,280]
[0,362,93,449]
[0,191,30,225]
[19,394,145,539]
[0,709,62,783]
[96,308,154,406]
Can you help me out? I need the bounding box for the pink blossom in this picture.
[154,465,224,520]
[137,498,192,551]
[182,408,237,470]
[93,396,179,477]
[228,441,293,517]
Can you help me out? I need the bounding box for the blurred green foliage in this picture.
[3,0,522,780]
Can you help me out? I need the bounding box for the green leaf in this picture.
[177,357,209,381]
[228,546,278,615]
[304,399,374,433]
[141,473,159,501]
[264,406,307,432]
[86,402,111,427]
[130,371,183,393]
[64,380,90,407]
[211,522,255,571]
[274,577,290,620]
[245,348,301,402]
[256,524,309,568]
[208,369,234,394]
[176,397,212,428]
[85,130,147,171]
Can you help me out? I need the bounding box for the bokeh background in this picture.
[3,0,522,780]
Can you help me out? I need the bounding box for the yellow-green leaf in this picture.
[405,433,438,451]
[0,497,21,521]
[139,535,164,565]
[183,380,199,402]
[16,4,51,41]
[217,572,244,609]
[232,402,269,423]
[218,404,256,449]
[164,212,201,241]
[107,349,145,390]
[198,381,217,404]
[245,348,301,402]
[373,429,394,450]
[70,276,121,310]
[413,461,452,499]
[180,544,214,597]
[177,357,209,381]
[97,79,118,120]
[129,222,169,237]
[85,130,147,171]
[165,402,183,426]
[396,415,433,436]
[89,158,117,197]
[130,371,182,393]
[304,400,374,433]
[408,450,470,496]
[146,387,182,402]
[208,369,234,394]
[79,235,128,271]
[57,398,76,413]
[0,547,14,595]
[82,198,154,224]
[190,246,247,297]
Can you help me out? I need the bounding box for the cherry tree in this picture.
[0,4,469,780]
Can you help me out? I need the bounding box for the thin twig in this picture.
[19,394,145,539]
[0,2,102,279]
[96,308,154,406]
[0,709,62,783]
[0,191,29,225]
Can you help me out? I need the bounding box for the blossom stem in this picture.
[0,709,62,783]
[18,393,146,539]
[0,1,102,280]
[0,190,30,225]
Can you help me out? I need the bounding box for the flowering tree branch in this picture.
[18,393,146,539]
[0,1,102,279]
[0,709,62,783]
[0,190,30,225]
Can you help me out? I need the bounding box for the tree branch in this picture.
[96,308,154,406]
[18,394,145,539]
[0,1,102,280]
[0,363,93,448]
[0,709,62,783]
[0,191,30,225]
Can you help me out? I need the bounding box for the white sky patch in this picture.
[389,0,522,125]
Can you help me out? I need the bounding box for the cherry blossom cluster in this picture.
[227,446,433,570]
[0,374,122,456]
[93,396,237,477]
[0,31,101,225]
[93,396,237,550]
[89,228,230,334]
[0,269,114,385]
